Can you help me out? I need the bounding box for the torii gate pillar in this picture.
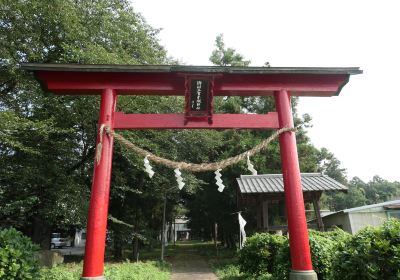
[275,90,317,280]
[82,89,116,279]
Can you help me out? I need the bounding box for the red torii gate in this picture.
[23,64,361,280]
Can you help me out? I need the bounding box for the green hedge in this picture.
[238,232,286,276]
[238,220,400,280]
[0,227,39,280]
[332,219,400,280]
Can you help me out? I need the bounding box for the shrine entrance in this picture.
[23,64,361,280]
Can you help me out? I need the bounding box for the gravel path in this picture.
[169,248,218,280]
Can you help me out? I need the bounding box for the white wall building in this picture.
[321,200,400,234]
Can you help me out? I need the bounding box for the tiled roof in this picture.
[237,173,347,194]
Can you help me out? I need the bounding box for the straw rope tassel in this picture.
[247,152,258,175]
[215,169,225,192]
[144,155,155,178]
[174,168,185,190]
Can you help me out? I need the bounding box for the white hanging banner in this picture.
[214,169,225,192]
[174,168,185,190]
[238,213,247,249]
[144,155,155,178]
[247,152,257,175]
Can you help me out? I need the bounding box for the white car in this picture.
[50,233,69,249]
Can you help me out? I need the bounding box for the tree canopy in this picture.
[0,0,174,250]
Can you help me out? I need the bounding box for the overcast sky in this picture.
[131,0,400,182]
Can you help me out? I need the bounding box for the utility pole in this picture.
[173,219,176,246]
[214,222,219,257]
[161,193,167,261]
[239,215,242,250]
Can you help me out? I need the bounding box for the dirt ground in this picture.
[168,246,218,280]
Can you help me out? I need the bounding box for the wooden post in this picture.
[312,194,324,231]
[256,197,263,229]
[262,200,269,231]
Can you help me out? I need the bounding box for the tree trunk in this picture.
[113,231,123,260]
[113,242,123,260]
[228,233,236,250]
[32,217,51,250]
[132,236,139,261]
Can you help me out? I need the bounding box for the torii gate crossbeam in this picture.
[23,64,361,280]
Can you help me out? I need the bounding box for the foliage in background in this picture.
[0,0,181,254]
[322,176,400,212]
[0,228,39,280]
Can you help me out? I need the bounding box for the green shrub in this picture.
[0,227,39,280]
[308,230,336,280]
[270,237,290,280]
[276,228,350,280]
[239,228,350,280]
[238,233,286,276]
[332,219,400,280]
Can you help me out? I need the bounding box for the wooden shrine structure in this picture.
[237,173,348,232]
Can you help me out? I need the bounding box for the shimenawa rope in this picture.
[96,125,296,172]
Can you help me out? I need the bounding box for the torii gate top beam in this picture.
[22,64,361,130]
[22,63,361,97]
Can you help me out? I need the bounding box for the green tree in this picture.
[323,178,367,211]
[186,34,334,246]
[364,175,400,204]
[0,0,170,250]
[318,148,347,184]
[323,175,400,211]
[209,34,250,67]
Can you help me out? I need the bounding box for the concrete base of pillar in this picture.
[289,270,318,280]
[80,276,105,280]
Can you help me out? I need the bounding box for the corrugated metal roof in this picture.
[237,173,347,194]
[316,200,400,220]
[342,199,400,213]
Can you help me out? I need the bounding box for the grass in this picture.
[39,240,181,279]
[211,259,245,280]
[211,258,272,280]
[39,261,170,280]
[39,240,260,280]
[133,242,180,261]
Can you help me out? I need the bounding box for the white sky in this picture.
[131,0,400,182]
